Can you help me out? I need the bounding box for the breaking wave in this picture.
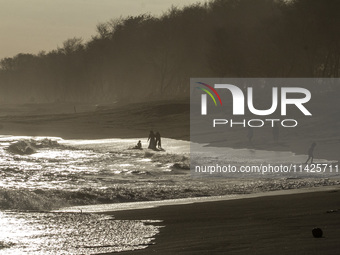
[0,136,338,212]
[6,138,60,155]
[0,178,339,211]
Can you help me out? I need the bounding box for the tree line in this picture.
[0,0,339,104]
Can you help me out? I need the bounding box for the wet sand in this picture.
[97,188,340,255]
[0,99,339,161]
[0,100,339,254]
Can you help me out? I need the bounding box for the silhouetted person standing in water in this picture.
[147,131,156,150]
[305,142,317,164]
[155,131,161,149]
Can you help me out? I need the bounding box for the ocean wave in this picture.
[6,138,60,155]
[0,136,338,213]
[145,151,190,169]
[0,178,339,211]
[0,241,15,249]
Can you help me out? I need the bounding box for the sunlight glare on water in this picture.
[0,135,337,254]
[0,211,161,255]
[0,136,188,190]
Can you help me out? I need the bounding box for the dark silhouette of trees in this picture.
[0,0,339,104]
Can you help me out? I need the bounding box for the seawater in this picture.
[0,211,161,254]
[0,135,338,254]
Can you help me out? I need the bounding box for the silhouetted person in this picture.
[273,123,279,143]
[147,131,156,150]
[305,142,316,164]
[134,140,142,149]
[247,127,253,144]
[155,131,161,149]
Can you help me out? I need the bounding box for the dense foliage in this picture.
[0,0,339,103]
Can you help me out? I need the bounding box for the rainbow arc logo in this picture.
[196,82,222,106]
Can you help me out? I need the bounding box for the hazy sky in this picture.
[0,0,201,59]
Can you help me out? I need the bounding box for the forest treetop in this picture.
[0,0,339,104]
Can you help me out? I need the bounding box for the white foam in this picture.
[56,185,340,213]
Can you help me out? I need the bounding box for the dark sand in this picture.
[0,100,190,140]
[0,100,339,254]
[0,99,340,160]
[0,99,339,161]
[97,188,340,255]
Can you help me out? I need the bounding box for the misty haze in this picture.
[0,0,339,254]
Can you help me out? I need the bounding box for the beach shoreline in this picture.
[0,99,338,162]
[95,186,340,255]
[0,100,338,254]
[58,185,340,214]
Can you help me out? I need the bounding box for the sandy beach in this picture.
[0,100,339,254]
[1,0,340,254]
[96,187,340,255]
[0,99,339,161]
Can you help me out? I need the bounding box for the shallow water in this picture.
[0,211,161,255]
[0,136,189,191]
[191,142,338,178]
[0,135,338,254]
